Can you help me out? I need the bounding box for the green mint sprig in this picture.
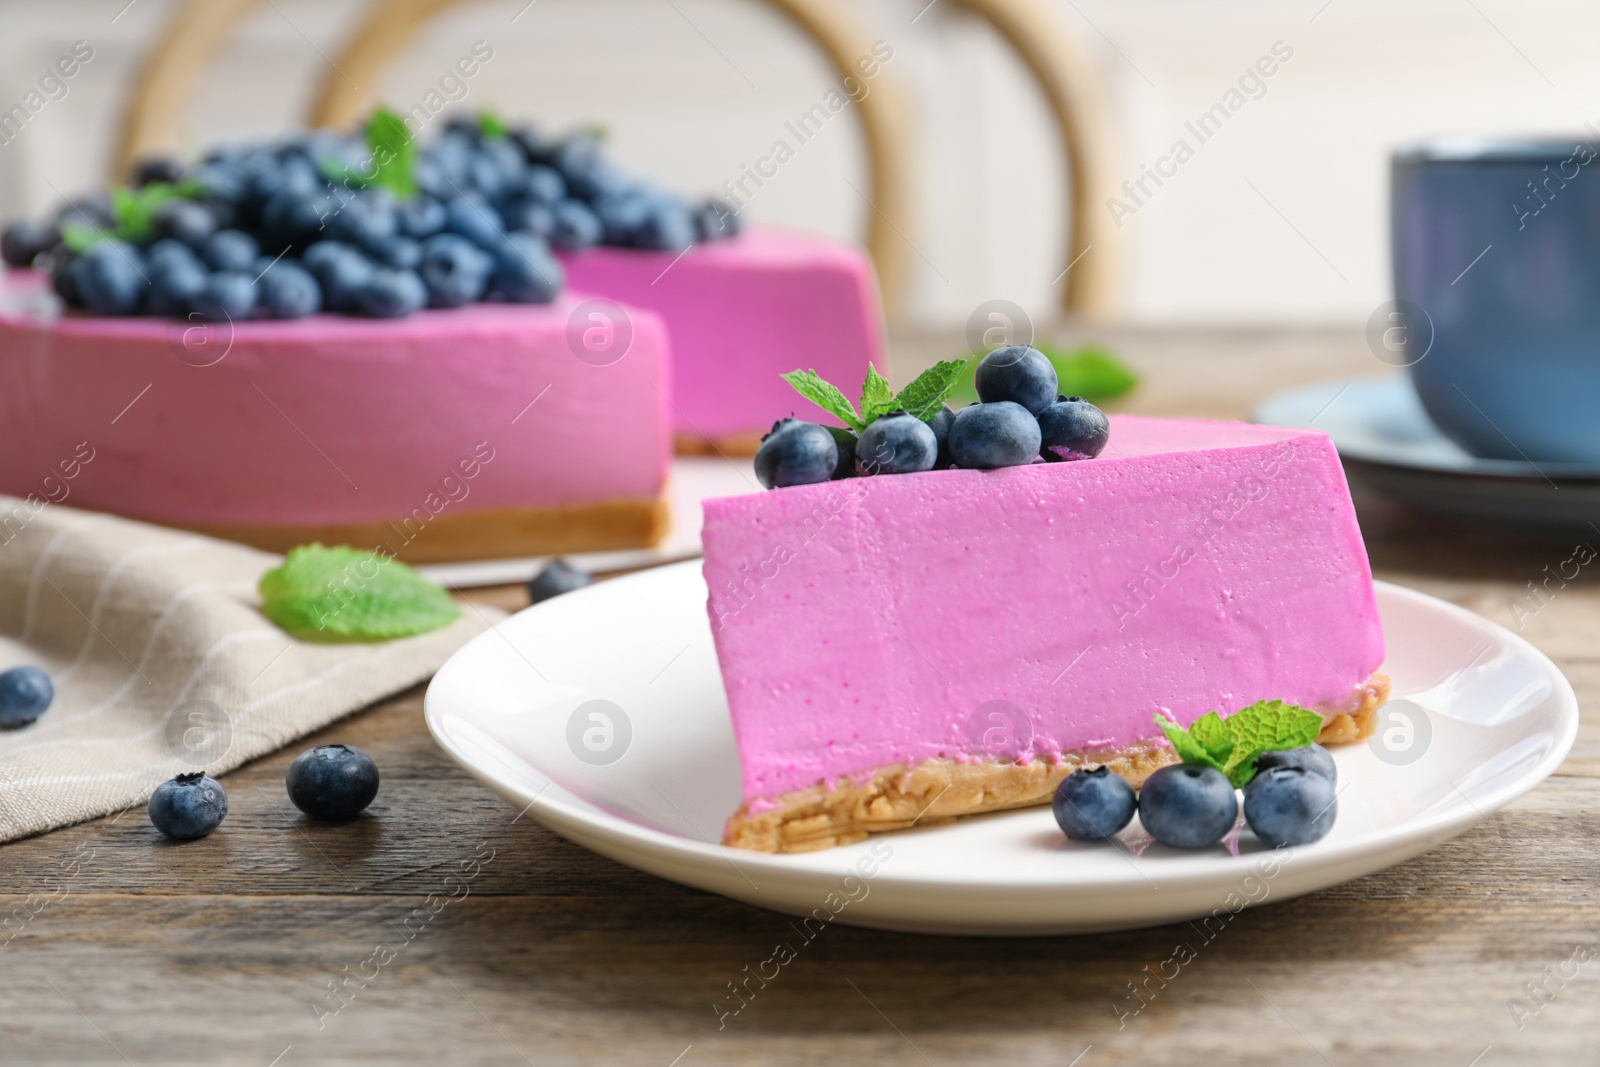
[322,107,418,200]
[779,359,968,433]
[259,544,459,642]
[1154,700,1324,788]
[948,343,1138,406]
[60,180,204,252]
[478,109,509,142]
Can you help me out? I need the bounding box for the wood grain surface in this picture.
[3,327,1596,1066]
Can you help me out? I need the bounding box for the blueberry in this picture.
[148,772,228,840]
[286,743,380,821]
[501,198,555,239]
[356,268,427,318]
[303,242,376,313]
[1255,744,1337,786]
[692,198,741,241]
[203,229,260,273]
[2,220,59,267]
[325,189,398,251]
[146,254,209,316]
[1137,764,1238,848]
[189,271,257,321]
[418,233,492,308]
[257,261,323,319]
[51,250,83,306]
[396,196,447,239]
[1053,766,1137,840]
[54,195,115,232]
[75,241,149,315]
[0,666,54,728]
[927,403,956,469]
[509,126,552,165]
[827,426,858,480]
[371,235,423,271]
[527,559,593,604]
[150,199,217,249]
[1038,395,1110,461]
[754,419,838,489]
[519,164,567,205]
[132,157,187,187]
[632,202,696,252]
[260,190,339,252]
[192,162,246,206]
[974,345,1058,415]
[946,401,1041,469]
[855,411,937,475]
[444,195,505,251]
[593,194,653,246]
[491,233,563,303]
[146,237,206,273]
[549,200,603,251]
[1243,766,1337,847]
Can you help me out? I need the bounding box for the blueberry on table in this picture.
[356,268,428,318]
[150,199,217,249]
[1137,764,1239,848]
[548,200,603,251]
[286,744,380,822]
[1244,766,1337,847]
[491,234,563,304]
[74,241,149,316]
[1038,395,1110,461]
[0,666,54,728]
[257,261,323,319]
[755,419,838,489]
[203,229,260,273]
[2,220,59,268]
[946,401,1041,470]
[189,271,257,322]
[148,772,228,840]
[855,411,938,475]
[528,559,594,604]
[1255,743,1336,785]
[974,345,1058,414]
[1053,767,1136,840]
[419,234,492,308]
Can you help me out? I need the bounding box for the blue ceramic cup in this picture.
[1393,137,1600,464]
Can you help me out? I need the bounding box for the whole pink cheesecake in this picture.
[559,227,886,451]
[0,282,672,561]
[703,415,1388,852]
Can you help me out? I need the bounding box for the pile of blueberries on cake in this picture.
[0,111,739,322]
[756,345,1111,487]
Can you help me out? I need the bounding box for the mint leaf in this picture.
[1188,711,1235,766]
[780,369,863,432]
[859,365,897,422]
[892,359,966,420]
[1153,714,1225,772]
[478,109,509,141]
[259,544,458,642]
[364,107,418,201]
[60,222,103,254]
[1220,699,1324,787]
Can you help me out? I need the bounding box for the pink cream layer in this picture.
[558,227,886,439]
[701,415,1386,802]
[0,285,670,526]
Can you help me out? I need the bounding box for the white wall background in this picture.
[1,0,1597,327]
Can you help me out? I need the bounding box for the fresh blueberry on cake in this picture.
[855,411,937,475]
[1038,394,1111,461]
[974,344,1058,414]
[1243,766,1338,846]
[703,363,1387,852]
[754,419,837,489]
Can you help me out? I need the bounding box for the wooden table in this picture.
[4,327,1596,1066]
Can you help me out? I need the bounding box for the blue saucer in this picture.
[1253,376,1600,536]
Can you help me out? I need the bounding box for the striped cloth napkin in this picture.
[0,498,500,843]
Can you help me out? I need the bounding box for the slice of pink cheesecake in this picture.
[0,284,672,561]
[702,415,1388,852]
[559,227,886,451]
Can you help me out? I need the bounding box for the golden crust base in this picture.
[675,431,764,458]
[172,496,670,563]
[723,673,1392,853]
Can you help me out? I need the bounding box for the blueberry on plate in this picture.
[855,411,937,475]
[256,261,323,319]
[0,666,54,728]
[491,233,563,304]
[1038,395,1110,461]
[946,400,1041,469]
[418,233,492,308]
[2,219,59,268]
[150,199,217,249]
[286,744,380,821]
[1137,763,1238,848]
[548,200,603,251]
[189,271,257,321]
[148,772,228,840]
[528,559,593,604]
[203,229,260,273]
[74,241,149,316]
[356,268,428,318]
[1255,743,1336,785]
[754,419,838,489]
[974,345,1058,415]
[145,254,209,316]
[1243,766,1337,847]
[1053,767,1136,840]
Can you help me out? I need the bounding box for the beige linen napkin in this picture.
[0,498,501,843]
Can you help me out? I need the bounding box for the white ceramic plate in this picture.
[424,561,1577,935]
